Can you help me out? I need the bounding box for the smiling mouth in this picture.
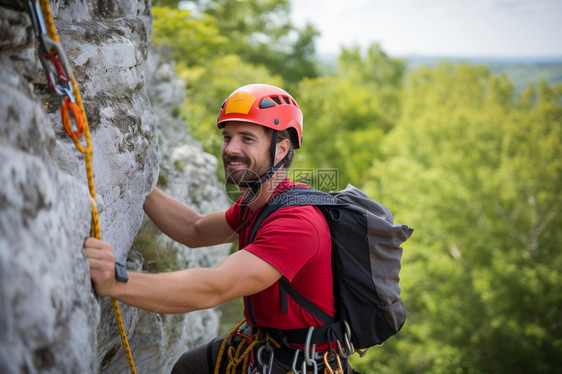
[224,155,249,167]
[227,161,247,168]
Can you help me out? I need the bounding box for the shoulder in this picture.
[259,204,328,238]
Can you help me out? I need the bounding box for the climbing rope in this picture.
[215,319,282,374]
[27,1,137,372]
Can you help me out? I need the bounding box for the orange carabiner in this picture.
[61,97,85,138]
[323,351,344,374]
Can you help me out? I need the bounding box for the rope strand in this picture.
[36,1,136,372]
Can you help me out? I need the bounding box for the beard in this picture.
[223,155,270,186]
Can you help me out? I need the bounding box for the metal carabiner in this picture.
[257,343,275,374]
[301,356,318,374]
[43,50,70,83]
[336,340,347,359]
[291,349,301,374]
[343,321,355,355]
[39,36,75,98]
[323,351,344,374]
[304,326,317,366]
[247,363,255,374]
[26,0,48,49]
[27,0,76,100]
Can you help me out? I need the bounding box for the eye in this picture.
[243,136,254,143]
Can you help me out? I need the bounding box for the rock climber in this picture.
[84,84,350,373]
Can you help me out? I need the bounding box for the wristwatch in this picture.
[114,262,129,282]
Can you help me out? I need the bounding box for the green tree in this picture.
[151,0,183,7]
[200,0,320,83]
[293,43,405,190]
[151,6,228,67]
[153,0,320,83]
[357,63,562,373]
[179,53,284,159]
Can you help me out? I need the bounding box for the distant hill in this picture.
[404,55,562,91]
[317,53,562,91]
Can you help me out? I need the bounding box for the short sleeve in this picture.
[243,206,324,281]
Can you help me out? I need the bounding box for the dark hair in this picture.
[263,128,295,169]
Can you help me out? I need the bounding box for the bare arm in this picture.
[84,238,281,313]
[143,187,237,247]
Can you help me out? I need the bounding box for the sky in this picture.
[290,0,562,59]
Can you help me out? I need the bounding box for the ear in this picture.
[275,138,290,164]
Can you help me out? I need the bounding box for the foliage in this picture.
[151,0,182,7]
[198,0,320,83]
[132,219,179,272]
[151,1,319,83]
[151,7,228,67]
[149,2,562,373]
[361,63,562,373]
[292,43,406,190]
[179,53,284,162]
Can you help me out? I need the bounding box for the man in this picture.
[84,84,338,373]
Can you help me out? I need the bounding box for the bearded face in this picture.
[221,122,272,186]
[223,154,269,186]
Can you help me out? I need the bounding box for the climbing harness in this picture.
[215,319,283,374]
[26,1,137,373]
[216,320,352,374]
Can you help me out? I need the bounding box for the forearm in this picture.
[143,188,236,247]
[143,187,202,246]
[85,238,281,315]
[112,269,226,314]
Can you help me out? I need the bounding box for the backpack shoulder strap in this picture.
[245,187,339,326]
[248,187,338,243]
[279,278,334,325]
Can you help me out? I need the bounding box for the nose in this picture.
[223,137,241,156]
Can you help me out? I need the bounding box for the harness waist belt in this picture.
[267,321,346,346]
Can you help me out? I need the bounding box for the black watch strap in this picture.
[115,262,129,282]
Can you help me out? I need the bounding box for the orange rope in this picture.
[37,1,136,372]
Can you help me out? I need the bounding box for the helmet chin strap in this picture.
[240,130,282,208]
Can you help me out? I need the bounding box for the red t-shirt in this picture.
[225,178,335,332]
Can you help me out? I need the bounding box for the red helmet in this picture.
[217,84,303,148]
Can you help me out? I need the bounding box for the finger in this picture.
[83,237,108,249]
[84,247,115,263]
[86,256,114,271]
[88,264,113,281]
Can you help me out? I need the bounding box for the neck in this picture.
[241,168,286,211]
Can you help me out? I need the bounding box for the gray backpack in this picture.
[247,185,413,349]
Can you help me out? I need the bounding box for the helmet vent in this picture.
[259,96,299,109]
[259,98,276,109]
[270,96,282,105]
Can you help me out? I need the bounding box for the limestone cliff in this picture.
[0,0,230,373]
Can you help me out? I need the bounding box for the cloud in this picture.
[291,0,562,57]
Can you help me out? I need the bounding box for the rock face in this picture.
[0,1,230,373]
